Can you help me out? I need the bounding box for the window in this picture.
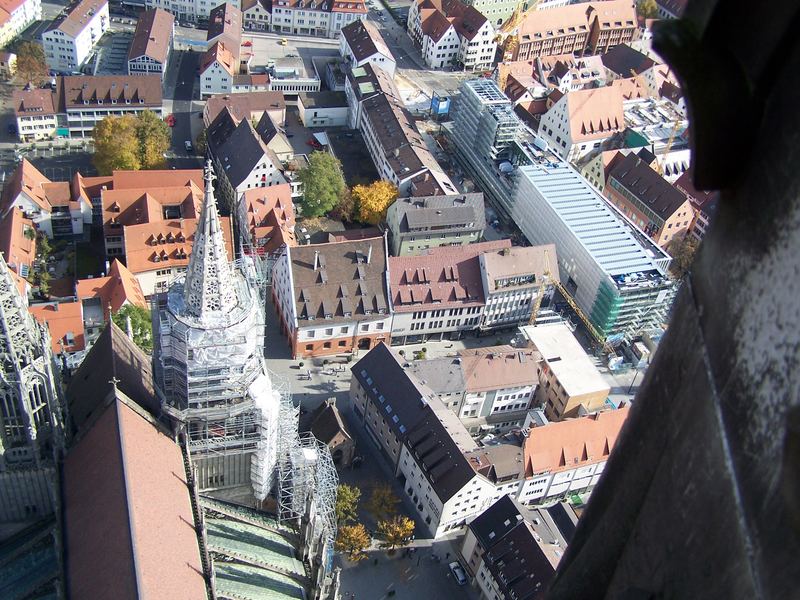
[325,328,334,335]
[306,344,313,350]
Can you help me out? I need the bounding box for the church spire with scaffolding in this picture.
[182,161,238,323]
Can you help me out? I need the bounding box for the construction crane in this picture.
[495,0,540,64]
[528,250,615,355]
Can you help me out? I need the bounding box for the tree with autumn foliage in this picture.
[667,235,699,279]
[637,0,658,18]
[335,484,361,526]
[15,42,48,85]
[376,516,415,550]
[335,523,372,561]
[92,111,170,174]
[365,483,400,521]
[353,181,398,225]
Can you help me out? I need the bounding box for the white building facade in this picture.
[42,0,109,72]
[0,0,42,48]
[144,0,241,23]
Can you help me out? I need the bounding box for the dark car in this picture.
[7,123,16,135]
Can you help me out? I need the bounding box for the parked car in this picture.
[448,562,467,586]
[307,138,322,150]
[279,38,288,45]
[184,140,194,153]
[165,114,176,127]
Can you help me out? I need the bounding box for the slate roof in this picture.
[208,108,273,188]
[307,400,351,445]
[392,193,484,233]
[128,8,174,64]
[405,407,476,503]
[288,237,389,325]
[341,19,394,63]
[351,342,438,441]
[468,495,527,550]
[607,152,689,220]
[66,321,159,435]
[484,520,556,600]
[601,43,655,77]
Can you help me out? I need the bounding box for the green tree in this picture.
[376,516,415,550]
[37,270,51,296]
[335,484,361,526]
[365,483,400,521]
[296,151,346,217]
[667,235,699,279]
[15,42,48,85]
[135,110,170,169]
[335,523,371,561]
[195,128,208,156]
[111,304,153,353]
[92,111,170,174]
[637,0,659,19]
[353,180,398,225]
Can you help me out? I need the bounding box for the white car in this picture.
[448,562,467,586]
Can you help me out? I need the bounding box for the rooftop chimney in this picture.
[367,244,372,264]
[314,250,319,270]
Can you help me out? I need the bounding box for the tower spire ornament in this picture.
[182,161,238,323]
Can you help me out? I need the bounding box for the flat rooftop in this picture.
[519,323,610,397]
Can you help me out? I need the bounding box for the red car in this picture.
[307,137,323,150]
[165,114,176,127]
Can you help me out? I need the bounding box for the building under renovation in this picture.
[0,255,65,528]
[153,162,337,560]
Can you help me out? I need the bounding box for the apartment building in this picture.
[407,0,496,71]
[144,0,240,23]
[241,0,269,29]
[388,240,509,345]
[127,8,174,80]
[519,323,610,420]
[30,301,87,367]
[478,244,557,330]
[655,0,686,19]
[356,64,456,195]
[12,87,59,141]
[237,183,296,252]
[1,159,92,238]
[518,407,629,505]
[60,75,163,137]
[270,0,367,38]
[463,496,561,600]
[385,193,485,256]
[511,157,676,343]
[343,61,395,129]
[42,0,109,72]
[537,85,625,162]
[514,0,636,61]
[350,342,440,467]
[297,91,348,127]
[605,151,696,249]
[408,345,541,434]
[673,168,718,241]
[272,236,391,358]
[200,3,243,97]
[0,0,41,49]
[206,107,288,214]
[340,19,396,76]
[203,90,286,127]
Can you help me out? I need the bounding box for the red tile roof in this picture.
[75,259,147,316]
[29,301,85,354]
[388,239,510,312]
[524,407,630,476]
[1,158,51,213]
[63,398,207,599]
[240,184,295,253]
[128,8,174,64]
[0,207,35,274]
